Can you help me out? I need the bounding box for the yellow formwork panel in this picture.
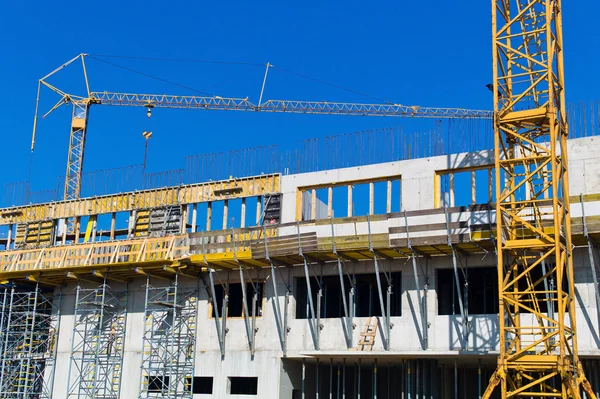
[0,174,280,225]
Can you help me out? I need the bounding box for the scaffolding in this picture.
[139,273,198,399]
[0,284,61,399]
[66,277,127,399]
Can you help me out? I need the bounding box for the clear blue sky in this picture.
[0,1,598,194]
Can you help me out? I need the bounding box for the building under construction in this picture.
[1,1,600,399]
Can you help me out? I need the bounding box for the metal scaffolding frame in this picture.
[138,273,198,399]
[66,277,127,399]
[0,284,61,399]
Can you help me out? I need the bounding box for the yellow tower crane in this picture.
[29,1,594,397]
[483,1,595,398]
[31,54,492,202]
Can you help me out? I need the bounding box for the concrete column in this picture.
[110,212,116,240]
[6,224,12,250]
[256,196,262,225]
[191,204,197,233]
[369,182,374,215]
[206,202,212,231]
[327,187,333,218]
[222,200,229,229]
[240,199,246,228]
[347,185,353,217]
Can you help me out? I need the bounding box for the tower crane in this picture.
[32,53,492,202]
[30,1,595,397]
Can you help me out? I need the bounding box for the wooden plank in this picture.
[391,233,470,247]
[389,221,469,234]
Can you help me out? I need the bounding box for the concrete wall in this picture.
[47,248,600,398]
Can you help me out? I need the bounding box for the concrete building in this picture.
[0,135,599,398]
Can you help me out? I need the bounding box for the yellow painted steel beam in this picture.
[0,173,279,225]
[484,1,595,398]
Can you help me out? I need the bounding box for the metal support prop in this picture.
[316,358,320,399]
[337,362,341,399]
[302,358,306,399]
[298,223,321,350]
[582,195,600,328]
[373,359,377,399]
[233,229,257,356]
[264,225,290,355]
[408,361,412,399]
[358,359,361,399]
[445,207,469,350]
[343,358,346,399]
[332,220,354,348]
[208,270,227,358]
[404,211,428,349]
[454,361,458,399]
[478,359,482,399]
[368,215,391,350]
[329,358,333,399]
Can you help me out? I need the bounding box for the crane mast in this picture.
[483,0,594,397]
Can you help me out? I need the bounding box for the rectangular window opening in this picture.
[185,376,213,394]
[437,167,494,208]
[437,268,498,315]
[226,198,243,229]
[350,183,370,216]
[295,272,401,319]
[146,376,169,392]
[452,171,472,207]
[210,283,264,318]
[245,197,259,227]
[331,186,348,218]
[94,213,112,241]
[229,377,258,395]
[391,179,402,212]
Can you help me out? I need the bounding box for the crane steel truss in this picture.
[66,279,127,399]
[34,54,492,202]
[0,285,60,399]
[90,91,494,119]
[483,1,595,398]
[139,274,198,399]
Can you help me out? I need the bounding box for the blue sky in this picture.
[0,1,598,196]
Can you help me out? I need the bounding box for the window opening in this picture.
[228,377,258,395]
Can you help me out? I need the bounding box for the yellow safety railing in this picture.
[0,235,188,273]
